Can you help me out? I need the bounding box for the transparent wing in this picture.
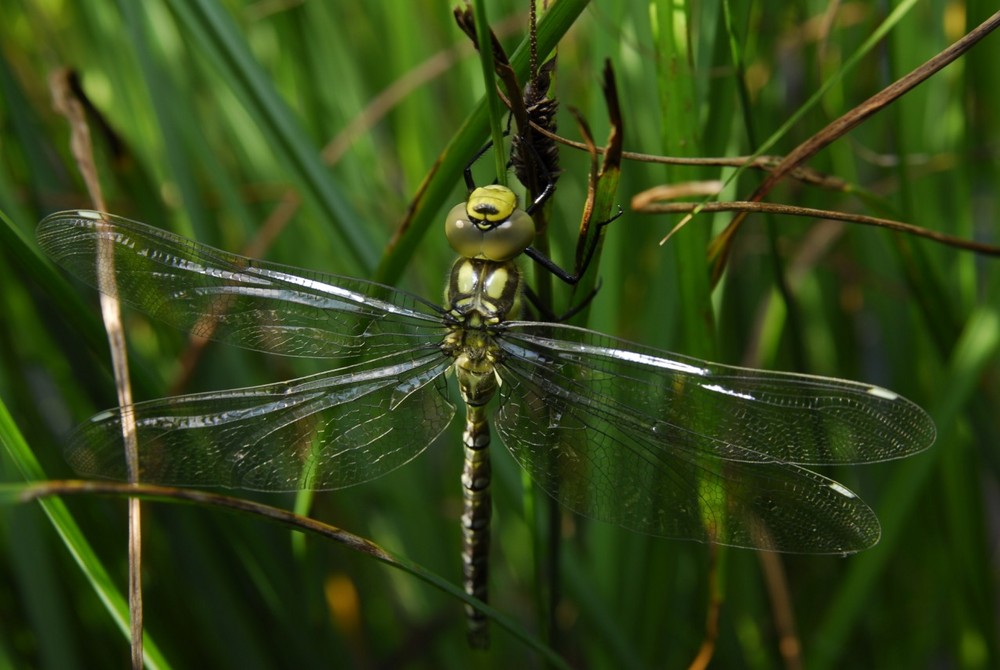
[38,210,457,489]
[37,210,446,359]
[66,349,455,490]
[494,322,935,553]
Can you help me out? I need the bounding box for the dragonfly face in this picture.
[445,184,536,262]
[36,193,936,648]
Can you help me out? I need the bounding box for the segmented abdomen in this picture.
[461,402,491,648]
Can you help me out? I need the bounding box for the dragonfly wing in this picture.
[66,349,455,491]
[37,210,445,359]
[493,322,935,553]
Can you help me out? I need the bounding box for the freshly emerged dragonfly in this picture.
[38,190,935,647]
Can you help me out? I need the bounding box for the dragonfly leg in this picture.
[522,205,623,286]
[522,278,603,323]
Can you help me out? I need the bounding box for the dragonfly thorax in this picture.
[445,185,535,262]
[443,256,522,407]
[445,257,523,326]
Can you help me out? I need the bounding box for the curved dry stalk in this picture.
[49,68,144,670]
[707,9,1000,281]
[10,480,570,668]
[636,200,1000,256]
[529,123,851,191]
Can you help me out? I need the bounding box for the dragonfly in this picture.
[37,187,935,648]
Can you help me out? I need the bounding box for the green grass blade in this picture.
[162,0,377,272]
[0,400,171,670]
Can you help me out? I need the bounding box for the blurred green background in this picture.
[2,0,998,667]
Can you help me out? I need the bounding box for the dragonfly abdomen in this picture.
[461,402,491,648]
[443,253,524,648]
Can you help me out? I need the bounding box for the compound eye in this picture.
[444,185,536,261]
[479,209,535,261]
[444,202,483,258]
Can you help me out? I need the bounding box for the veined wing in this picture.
[37,210,446,359]
[65,347,455,490]
[493,322,935,553]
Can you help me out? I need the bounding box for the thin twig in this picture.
[687,545,722,670]
[49,68,145,670]
[637,200,1000,256]
[758,551,803,670]
[708,9,1000,279]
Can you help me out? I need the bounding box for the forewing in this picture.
[494,322,935,553]
[37,210,445,359]
[65,349,455,491]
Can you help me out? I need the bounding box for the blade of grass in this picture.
[0,399,170,670]
[3,479,574,670]
[161,0,377,273]
[810,306,1000,669]
[652,0,715,357]
[472,0,508,184]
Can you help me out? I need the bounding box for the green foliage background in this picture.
[1,1,998,667]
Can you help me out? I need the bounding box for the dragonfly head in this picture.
[445,185,535,262]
